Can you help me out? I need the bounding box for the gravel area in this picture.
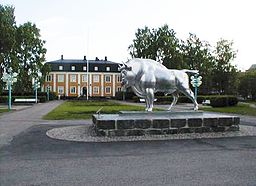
[46,125,256,143]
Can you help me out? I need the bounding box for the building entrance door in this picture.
[82,87,87,96]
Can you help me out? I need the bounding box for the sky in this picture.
[1,0,256,71]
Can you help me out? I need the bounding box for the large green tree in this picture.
[238,70,256,100]
[212,39,238,94]
[14,22,46,93]
[0,5,17,92]
[128,25,184,69]
[181,33,214,94]
[0,4,47,94]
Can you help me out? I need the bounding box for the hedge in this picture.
[210,96,238,107]
[130,94,238,107]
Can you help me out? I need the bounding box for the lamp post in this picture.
[47,84,50,101]
[1,68,18,111]
[33,79,40,103]
[32,72,41,104]
[86,59,89,100]
[190,74,202,101]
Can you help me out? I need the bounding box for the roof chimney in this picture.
[61,55,63,60]
[105,56,107,61]
[83,56,86,60]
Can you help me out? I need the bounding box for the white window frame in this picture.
[71,65,76,71]
[57,74,64,82]
[82,75,87,82]
[93,86,99,94]
[46,75,52,82]
[70,86,76,94]
[105,86,111,94]
[106,67,110,71]
[83,66,87,71]
[94,66,98,71]
[117,87,122,92]
[58,86,64,94]
[59,65,63,70]
[93,75,99,82]
[105,75,111,83]
[117,75,121,82]
[70,75,76,82]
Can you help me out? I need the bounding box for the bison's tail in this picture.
[181,69,199,74]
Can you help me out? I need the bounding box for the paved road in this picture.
[0,101,256,186]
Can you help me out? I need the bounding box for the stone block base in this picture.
[92,111,240,137]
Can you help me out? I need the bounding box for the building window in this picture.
[70,75,76,82]
[106,67,110,71]
[57,74,64,82]
[70,86,76,94]
[46,75,52,82]
[117,87,122,92]
[58,86,64,94]
[105,86,111,94]
[93,86,99,94]
[93,75,99,82]
[71,65,75,71]
[82,75,87,82]
[94,66,98,71]
[59,66,63,70]
[105,75,111,82]
[83,66,87,71]
[117,75,121,82]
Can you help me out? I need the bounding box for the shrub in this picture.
[38,96,47,103]
[210,96,238,107]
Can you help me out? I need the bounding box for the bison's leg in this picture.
[168,92,179,111]
[179,88,198,111]
[145,88,154,112]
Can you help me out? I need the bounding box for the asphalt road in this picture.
[0,101,256,186]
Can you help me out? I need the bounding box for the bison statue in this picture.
[119,58,199,112]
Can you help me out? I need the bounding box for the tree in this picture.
[212,39,238,94]
[0,4,47,94]
[128,25,184,69]
[238,70,256,100]
[0,5,17,92]
[14,22,47,94]
[181,33,214,94]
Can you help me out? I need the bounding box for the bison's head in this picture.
[118,62,134,88]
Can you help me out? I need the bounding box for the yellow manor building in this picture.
[42,55,122,97]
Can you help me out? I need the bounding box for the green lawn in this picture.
[0,109,9,113]
[201,102,256,116]
[43,100,148,120]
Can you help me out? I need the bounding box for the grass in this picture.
[43,100,149,120]
[0,108,9,113]
[201,102,256,116]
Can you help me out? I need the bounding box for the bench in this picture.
[14,98,39,103]
[202,99,211,105]
[139,98,157,102]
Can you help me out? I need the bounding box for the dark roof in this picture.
[46,59,121,72]
[47,59,118,65]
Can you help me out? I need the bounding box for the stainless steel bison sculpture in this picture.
[119,58,199,112]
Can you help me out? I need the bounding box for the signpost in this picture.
[1,68,18,111]
[190,74,202,101]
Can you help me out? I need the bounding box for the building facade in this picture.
[42,56,122,97]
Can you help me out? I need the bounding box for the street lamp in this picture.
[33,72,42,104]
[33,79,40,103]
[1,67,18,111]
[190,74,202,101]
[46,84,50,101]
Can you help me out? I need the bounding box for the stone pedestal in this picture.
[92,111,240,137]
